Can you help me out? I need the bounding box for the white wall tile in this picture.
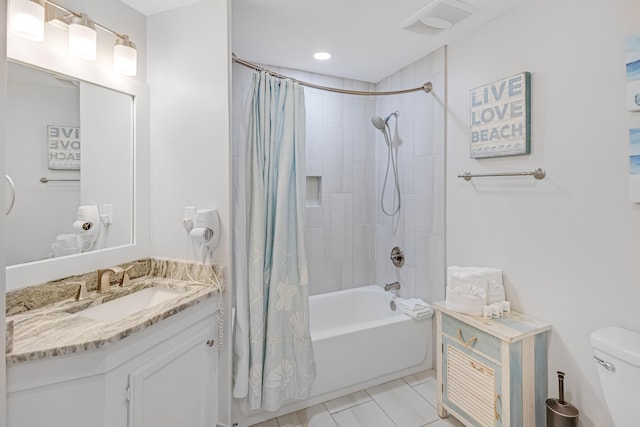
[414,95,434,157]
[353,225,375,286]
[306,227,327,296]
[306,206,324,228]
[324,193,353,258]
[306,91,325,162]
[323,92,344,128]
[414,155,434,234]
[352,162,375,225]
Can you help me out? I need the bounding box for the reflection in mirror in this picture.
[6,61,134,266]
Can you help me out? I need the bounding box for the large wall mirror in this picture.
[6,37,150,291]
[6,61,134,266]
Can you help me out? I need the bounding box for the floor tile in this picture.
[250,419,279,427]
[277,404,338,427]
[424,416,465,427]
[324,391,371,414]
[402,369,436,387]
[413,378,438,408]
[367,379,440,427]
[332,401,396,427]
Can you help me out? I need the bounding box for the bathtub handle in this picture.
[457,329,478,348]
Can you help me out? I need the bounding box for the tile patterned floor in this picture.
[250,371,465,427]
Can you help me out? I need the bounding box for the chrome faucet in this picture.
[96,267,124,294]
[384,281,401,291]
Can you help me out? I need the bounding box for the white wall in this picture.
[446,1,640,426]
[147,1,231,424]
[148,0,230,265]
[375,48,446,304]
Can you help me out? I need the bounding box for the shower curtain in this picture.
[233,71,315,411]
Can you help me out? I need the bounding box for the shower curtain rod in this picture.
[232,54,433,96]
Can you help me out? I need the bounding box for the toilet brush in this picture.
[546,371,579,426]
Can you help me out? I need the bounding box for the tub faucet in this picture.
[96,267,124,294]
[384,281,401,292]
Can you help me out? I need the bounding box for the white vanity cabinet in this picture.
[7,298,220,427]
[433,302,551,427]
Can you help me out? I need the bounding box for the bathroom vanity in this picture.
[433,302,551,427]
[5,260,222,427]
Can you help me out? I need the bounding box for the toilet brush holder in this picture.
[546,371,579,426]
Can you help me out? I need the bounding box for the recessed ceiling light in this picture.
[313,52,332,61]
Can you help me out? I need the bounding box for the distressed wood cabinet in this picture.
[433,302,551,427]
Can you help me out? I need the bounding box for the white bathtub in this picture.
[308,285,432,398]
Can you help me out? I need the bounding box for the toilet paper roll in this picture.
[73,220,93,232]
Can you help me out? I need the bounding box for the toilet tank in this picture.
[590,326,640,427]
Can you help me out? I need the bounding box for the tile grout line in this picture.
[364,386,401,427]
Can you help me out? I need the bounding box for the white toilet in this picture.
[590,326,640,427]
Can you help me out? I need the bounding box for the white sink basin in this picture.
[77,287,185,321]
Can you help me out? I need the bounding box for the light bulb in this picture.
[9,0,45,42]
[113,35,137,76]
[68,13,97,61]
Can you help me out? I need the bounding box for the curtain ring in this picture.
[5,175,16,215]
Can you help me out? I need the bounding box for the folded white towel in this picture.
[400,306,434,320]
[445,292,485,316]
[447,266,505,305]
[397,297,429,311]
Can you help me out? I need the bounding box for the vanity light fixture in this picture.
[313,51,332,61]
[8,0,45,41]
[113,35,137,76]
[8,0,138,76]
[68,13,97,60]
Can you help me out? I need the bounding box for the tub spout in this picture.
[384,281,401,291]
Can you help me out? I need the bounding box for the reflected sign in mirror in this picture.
[6,62,134,266]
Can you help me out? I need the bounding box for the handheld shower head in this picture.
[371,115,387,131]
[371,111,399,132]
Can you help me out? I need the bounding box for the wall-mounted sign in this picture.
[47,125,80,170]
[469,72,531,158]
[626,35,640,111]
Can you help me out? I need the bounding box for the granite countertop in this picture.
[6,275,219,365]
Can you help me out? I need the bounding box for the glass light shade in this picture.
[113,36,137,76]
[9,0,45,42]
[68,14,97,61]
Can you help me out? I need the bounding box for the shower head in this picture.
[371,111,399,132]
[371,115,387,131]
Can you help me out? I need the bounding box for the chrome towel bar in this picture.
[458,168,546,181]
[40,177,80,183]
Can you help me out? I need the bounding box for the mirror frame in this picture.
[6,36,150,291]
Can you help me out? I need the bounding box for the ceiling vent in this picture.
[401,0,475,35]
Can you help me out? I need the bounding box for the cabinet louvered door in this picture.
[443,337,502,427]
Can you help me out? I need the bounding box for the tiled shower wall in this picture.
[374,47,446,303]
[232,47,444,300]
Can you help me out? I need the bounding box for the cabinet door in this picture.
[442,336,502,427]
[127,324,217,427]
